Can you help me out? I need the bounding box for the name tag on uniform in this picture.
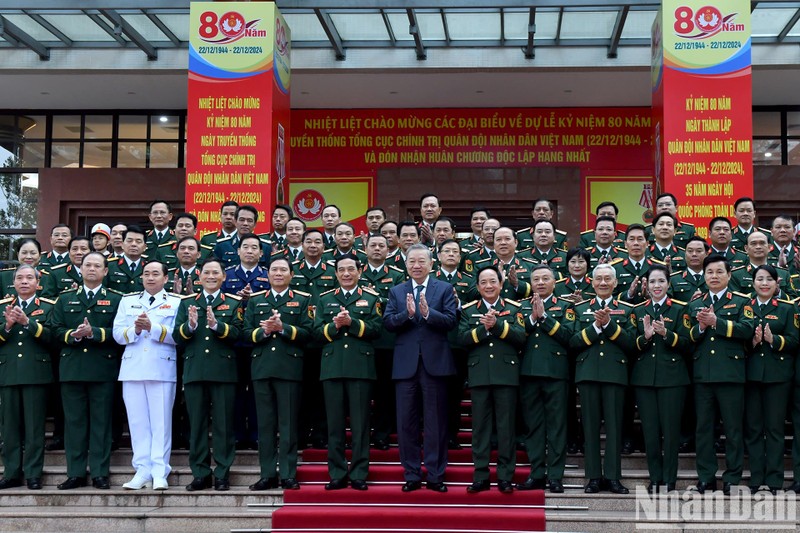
[609,309,625,315]
[766,314,779,320]
[381,278,393,283]
[31,309,44,316]
[286,301,299,307]
[257,303,270,307]
[98,300,111,306]
[257,277,269,282]
[548,306,562,311]
[457,282,469,287]
[356,300,368,307]
[217,305,230,310]
[159,304,172,309]
[723,304,736,309]
[321,276,333,280]
[131,304,143,309]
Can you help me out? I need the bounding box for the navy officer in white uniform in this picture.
[113,261,181,490]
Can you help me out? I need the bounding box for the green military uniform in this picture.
[360,264,406,444]
[458,298,526,484]
[272,247,304,263]
[730,263,794,298]
[200,229,234,249]
[155,241,210,271]
[474,256,534,300]
[710,247,748,269]
[145,228,176,258]
[174,292,242,481]
[243,289,313,482]
[526,247,568,279]
[568,297,636,482]
[669,269,706,303]
[516,227,568,252]
[613,258,657,305]
[767,244,799,275]
[645,221,696,249]
[745,297,798,490]
[458,234,482,251]
[166,266,202,296]
[105,257,144,294]
[0,268,48,298]
[321,247,368,264]
[686,290,755,486]
[587,246,628,269]
[647,244,687,273]
[553,276,595,300]
[579,229,626,250]
[518,296,574,482]
[315,287,382,481]
[37,250,69,273]
[464,247,494,274]
[386,251,408,275]
[50,286,121,479]
[0,296,54,482]
[631,298,691,487]
[42,262,82,299]
[730,226,771,251]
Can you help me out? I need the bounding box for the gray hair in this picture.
[407,243,433,260]
[14,264,39,280]
[592,262,617,279]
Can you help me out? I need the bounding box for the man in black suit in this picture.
[384,243,458,493]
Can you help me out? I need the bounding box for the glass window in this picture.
[560,11,618,40]
[84,116,113,140]
[20,115,46,140]
[52,116,82,140]
[786,112,800,136]
[788,140,800,165]
[330,13,389,41]
[149,142,179,168]
[50,143,81,167]
[751,7,797,38]
[0,170,38,230]
[18,142,45,168]
[753,112,780,136]
[621,10,658,40]
[446,11,501,40]
[0,144,16,168]
[118,116,148,139]
[150,116,180,140]
[752,138,782,166]
[282,13,328,41]
[83,143,113,168]
[117,142,147,168]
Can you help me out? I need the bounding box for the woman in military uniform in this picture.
[0,239,45,297]
[0,265,54,490]
[631,264,691,493]
[745,264,798,493]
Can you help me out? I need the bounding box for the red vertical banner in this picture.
[653,1,752,239]
[186,2,291,235]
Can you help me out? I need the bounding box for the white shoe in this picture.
[153,478,168,490]
[122,474,152,490]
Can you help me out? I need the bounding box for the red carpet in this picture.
[300,448,529,464]
[284,484,545,505]
[296,464,530,484]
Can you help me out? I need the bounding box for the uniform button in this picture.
[599,352,604,356]
[489,343,494,347]
[710,350,715,355]
[710,337,715,342]
[511,361,515,365]
[272,334,277,339]
[17,331,22,335]
[271,347,276,351]
[599,340,604,345]
[534,345,539,349]
[87,310,91,314]
[344,333,348,337]
[204,349,209,353]
[17,342,22,346]
[652,355,655,358]
[17,354,22,358]
[761,354,764,357]
[344,344,349,348]
[781,357,785,361]
[83,348,88,353]
[534,333,539,338]
[205,336,210,341]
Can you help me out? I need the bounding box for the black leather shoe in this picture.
[516,477,547,491]
[185,476,212,491]
[325,478,348,490]
[549,479,564,493]
[426,481,447,493]
[45,438,64,451]
[722,482,733,496]
[214,478,230,491]
[607,480,629,494]
[351,479,368,491]
[665,482,677,492]
[714,439,726,453]
[584,478,601,493]
[249,477,279,491]
[26,478,42,490]
[447,439,463,450]
[696,480,716,494]
[646,481,662,494]
[92,476,110,489]
[374,439,390,451]
[0,478,22,490]
[281,478,300,490]
[786,481,800,492]
[402,480,421,492]
[466,480,490,493]
[678,441,694,453]
[621,440,634,455]
[497,480,514,493]
[57,477,86,490]
[567,442,583,455]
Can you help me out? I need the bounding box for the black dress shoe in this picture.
[402,480,421,492]
[447,439,463,450]
[185,476,212,491]
[549,479,564,493]
[516,477,547,491]
[92,476,110,489]
[567,442,583,455]
[214,478,230,491]
[646,481,662,494]
[325,478,348,490]
[678,441,694,454]
[695,480,716,494]
[26,478,42,490]
[584,478,601,493]
[426,481,447,493]
[786,481,800,492]
[0,478,22,490]
[466,480,490,493]
[45,438,65,451]
[665,482,677,492]
[351,479,368,491]
[57,477,86,490]
[497,480,514,493]
[281,478,300,490]
[249,477,279,491]
[714,439,726,453]
[607,480,629,494]
[374,439,390,451]
[722,481,733,496]
[621,440,634,455]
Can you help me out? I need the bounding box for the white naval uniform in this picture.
[113,290,180,482]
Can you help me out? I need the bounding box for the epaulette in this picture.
[106,288,125,295]
[122,291,144,298]
[474,258,492,265]
[573,298,591,307]
[319,288,337,297]
[224,294,242,301]
[676,245,686,252]
[554,278,567,285]
[650,258,666,266]
[224,265,237,271]
[249,290,268,297]
[670,270,684,277]
[293,289,311,297]
[462,300,479,309]
[181,293,198,299]
[733,291,752,299]
[39,297,56,305]
[682,221,696,228]
[778,298,795,305]
[609,258,625,266]
[731,265,747,272]
[361,287,380,297]
[643,223,653,229]
[670,299,687,306]
[519,255,536,263]
[49,262,68,271]
[200,244,214,251]
[158,242,173,249]
[505,299,522,308]
[0,266,14,272]
[557,296,575,304]
[632,301,648,308]
[216,236,233,243]
[259,237,272,245]
[616,300,635,307]
[514,228,529,234]
[580,229,593,235]
[556,229,567,236]
[0,296,13,305]
[388,265,404,274]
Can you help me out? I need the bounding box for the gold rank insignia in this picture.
[683,313,691,329]
[629,313,637,326]
[565,308,576,321]
[516,313,524,327]
[376,301,383,317]
[465,259,473,273]
[743,305,754,319]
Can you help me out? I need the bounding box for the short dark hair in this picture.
[366,233,388,245]
[702,253,731,272]
[652,212,677,228]
[122,225,146,241]
[532,198,554,211]
[476,264,502,282]
[772,214,795,226]
[566,246,591,264]
[237,233,261,248]
[646,263,670,281]
[269,256,292,270]
[470,206,491,218]
[236,205,259,221]
[334,222,356,234]
[334,253,361,270]
[199,257,225,272]
[365,206,386,218]
[82,251,107,265]
[625,224,646,238]
[533,219,554,232]
[420,193,440,205]
[176,236,200,249]
[595,215,616,229]
[68,236,91,249]
[15,238,41,255]
[148,200,172,213]
[303,228,324,241]
[398,221,420,237]
[379,220,398,232]
[596,201,619,216]
[286,217,307,229]
[434,217,455,231]
[144,261,169,276]
[322,204,341,217]
[655,193,678,206]
[272,204,293,217]
[175,212,198,227]
[753,264,778,282]
[685,236,710,252]
[220,200,239,211]
[51,223,72,236]
[708,216,731,231]
[734,196,755,210]
[437,238,460,253]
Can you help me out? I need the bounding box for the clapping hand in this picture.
[479,308,497,331]
[134,311,151,334]
[70,317,92,339]
[333,306,352,328]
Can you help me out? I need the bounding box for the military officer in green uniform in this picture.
[614,224,656,305]
[360,234,405,449]
[730,231,793,297]
[0,238,47,298]
[243,256,313,491]
[173,258,242,491]
[767,214,798,274]
[568,262,636,494]
[464,218,500,271]
[155,213,206,270]
[525,220,568,278]
[644,193,696,248]
[730,197,771,251]
[458,265,526,493]
[686,253,755,495]
[516,199,568,251]
[460,207,489,250]
[42,236,91,299]
[586,216,628,269]
[314,254,382,490]
[744,265,798,493]
[0,265,54,490]
[669,236,709,303]
[474,227,534,301]
[144,200,176,257]
[321,222,368,263]
[630,264,691,493]
[517,265,573,494]
[554,247,595,303]
[167,237,203,295]
[708,217,748,268]
[37,224,72,273]
[647,213,687,273]
[105,225,147,295]
[578,202,626,249]
[50,252,122,490]
[200,201,239,249]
